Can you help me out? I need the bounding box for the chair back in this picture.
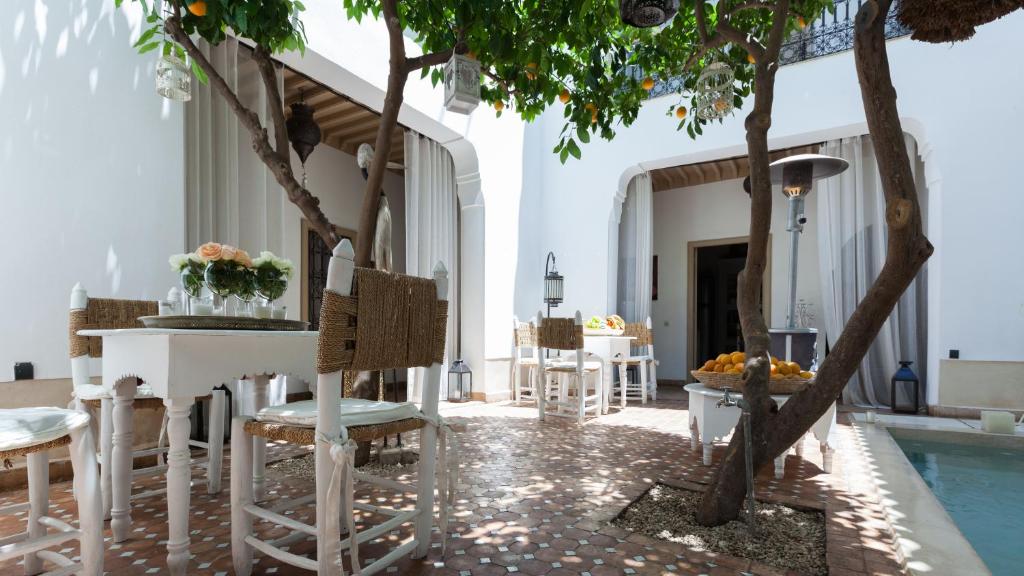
[536,311,583,352]
[68,284,156,386]
[512,316,538,362]
[624,318,654,355]
[315,240,448,441]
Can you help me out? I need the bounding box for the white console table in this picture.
[685,383,835,478]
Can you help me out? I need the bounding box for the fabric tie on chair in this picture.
[317,430,361,575]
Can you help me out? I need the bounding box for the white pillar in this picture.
[458,175,487,401]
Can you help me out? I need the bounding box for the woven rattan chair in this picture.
[611,317,658,407]
[0,407,103,575]
[511,316,540,404]
[68,284,226,541]
[230,239,460,575]
[536,311,604,425]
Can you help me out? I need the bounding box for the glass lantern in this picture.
[447,360,472,402]
[890,360,920,414]
[157,52,192,102]
[443,53,481,114]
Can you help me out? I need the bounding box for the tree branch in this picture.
[406,48,454,72]
[252,45,291,160]
[354,0,409,267]
[164,13,339,249]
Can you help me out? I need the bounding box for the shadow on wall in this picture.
[511,124,544,327]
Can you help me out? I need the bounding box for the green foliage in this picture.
[119,0,307,84]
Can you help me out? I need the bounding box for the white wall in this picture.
[0,0,184,382]
[522,13,1024,404]
[651,178,823,380]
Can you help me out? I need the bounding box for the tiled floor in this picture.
[0,392,906,575]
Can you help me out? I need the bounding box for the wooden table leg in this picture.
[251,375,270,501]
[110,378,136,543]
[164,396,195,576]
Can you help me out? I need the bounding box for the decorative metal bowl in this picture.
[139,315,310,331]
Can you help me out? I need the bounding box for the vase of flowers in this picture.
[199,242,250,316]
[252,251,293,317]
[170,252,207,315]
[232,249,257,317]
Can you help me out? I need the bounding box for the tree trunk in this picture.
[696,0,933,526]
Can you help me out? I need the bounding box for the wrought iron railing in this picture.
[634,0,911,99]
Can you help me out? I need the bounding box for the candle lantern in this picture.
[890,360,921,413]
[444,53,481,114]
[448,360,472,402]
[543,251,564,318]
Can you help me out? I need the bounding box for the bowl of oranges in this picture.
[691,351,815,394]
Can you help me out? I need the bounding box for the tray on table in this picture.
[139,315,310,331]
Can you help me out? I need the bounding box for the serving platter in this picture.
[139,315,310,331]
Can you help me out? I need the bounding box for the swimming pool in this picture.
[893,431,1024,576]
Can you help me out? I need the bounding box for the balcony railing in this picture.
[634,0,911,100]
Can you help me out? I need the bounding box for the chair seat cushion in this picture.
[74,383,155,401]
[256,398,422,429]
[545,361,602,373]
[0,407,90,453]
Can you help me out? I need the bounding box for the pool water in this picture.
[894,435,1024,576]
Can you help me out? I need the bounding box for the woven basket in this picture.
[690,370,812,395]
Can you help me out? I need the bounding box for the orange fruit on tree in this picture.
[188,0,207,16]
[526,62,538,80]
[675,106,687,119]
[747,53,756,64]
[591,111,598,124]
[559,89,571,104]
[494,100,505,112]
[642,76,655,90]
[797,16,807,29]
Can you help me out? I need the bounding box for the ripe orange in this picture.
[494,100,505,112]
[558,89,570,104]
[797,16,807,29]
[642,76,655,90]
[591,111,598,124]
[526,62,538,81]
[747,53,756,64]
[188,0,207,16]
[585,103,597,112]
[675,106,687,119]
[714,98,729,112]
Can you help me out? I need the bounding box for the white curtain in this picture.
[404,131,459,401]
[816,134,928,407]
[185,40,292,410]
[617,173,654,322]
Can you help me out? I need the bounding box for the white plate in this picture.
[583,327,625,336]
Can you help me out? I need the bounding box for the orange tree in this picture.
[121,0,934,526]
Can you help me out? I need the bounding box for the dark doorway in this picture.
[694,242,749,368]
[304,225,355,331]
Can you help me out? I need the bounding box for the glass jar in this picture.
[180,262,206,315]
[233,268,258,317]
[254,265,288,313]
[204,260,242,316]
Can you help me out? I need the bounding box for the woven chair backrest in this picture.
[514,322,537,347]
[537,318,583,351]
[69,298,157,358]
[624,322,653,347]
[316,267,448,375]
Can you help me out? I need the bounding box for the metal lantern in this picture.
[543,251,563,318]
[891,361,921,414]
[444,53,481,114]
[156,52,192,102]
[620,0,679,28]
[447,360,472,402]
[286,100,322,166]
[769,153,849,329]
[695,61,735,120]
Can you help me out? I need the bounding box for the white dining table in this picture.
[582,334,634,414]
[78,328,318,576]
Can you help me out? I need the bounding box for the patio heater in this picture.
[768,154,847,367]
[543,251,564,319]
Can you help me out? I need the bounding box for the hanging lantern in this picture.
[286,99,321,167]
[444,53,481,114]
[695,61,735,120]
[620,0,679,28]
[156,52,192,102]
[357,143,375,179]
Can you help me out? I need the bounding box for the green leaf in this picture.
[137,41,161,54]
[133,26,158,48]
[576,125,590,144]
[559,147,569,164]
[566,138,582,160]
[191,59,209,85]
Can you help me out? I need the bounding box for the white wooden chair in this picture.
[611,318,658,407]
[510,317,539,404]
[0,407,103,575]
[68,284,226,542]
[536,311,604,425]
[230,239,459,575]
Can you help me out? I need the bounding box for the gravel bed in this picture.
[266,452,412,481]
[613,483,826,575]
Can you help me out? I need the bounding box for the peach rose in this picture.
[220,244,237,262]
[235,248,253,268]
[197,242,223,262]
